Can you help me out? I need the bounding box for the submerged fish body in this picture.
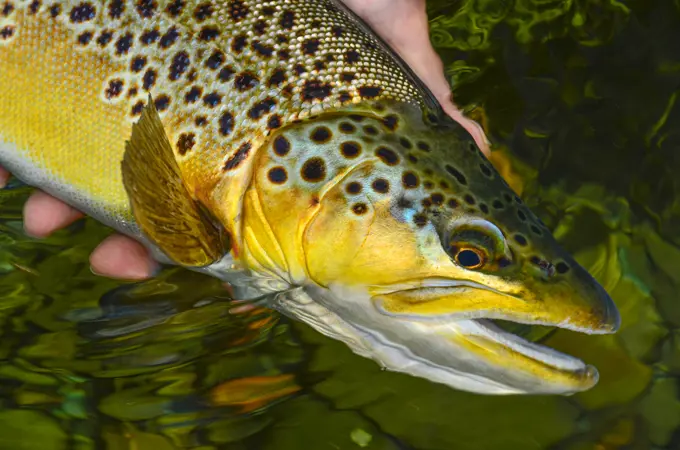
[0,0,620,394]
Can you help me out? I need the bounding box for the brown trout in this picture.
[0,0,619,394]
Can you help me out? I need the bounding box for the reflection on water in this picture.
[2,0,680,448]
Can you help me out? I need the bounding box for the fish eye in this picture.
[454,248,485,269]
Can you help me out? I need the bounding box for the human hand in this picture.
[0,0,490,281]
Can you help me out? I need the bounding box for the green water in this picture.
[2,0,680,448]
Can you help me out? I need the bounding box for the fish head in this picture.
[245,102,620,395]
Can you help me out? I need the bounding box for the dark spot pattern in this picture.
[302,38,320,55]
[358,86,382,98]
[223,142,252,171]
[193,2,212,21]
[311,126,331,143]
[268,167,288,184]
[352,203,368,215]
[70,2,96,23]
[231,34,247,53]
[247,97,276,119]
[372,179,389,194]
[159,27,179,48]
[340,141,361,159]
[376,147,399,166]
[339,122,355,133]
[205,51,224,69]
[97,31,113,46]
[301,157,326,182]
[268,69,286,87]
[77,31,93,45]
[219,111,234,136]
[2,2,14,16]
[135,0,156,18]
[176,133,195,156]
[234,72,259,91]
[267,115,282,130]
[346,182,362,194]
[556,262,570,274]
[28,0,40,14]
[49,3,61,17]
[142,69,156,90]
[447,199,459,209]
[280,10,294,29]
[302,80,332,102]
[414,214,427,227]
[115,33,134,55]
[105,79,124,98]
[273,136,290,156]
[154,94,170,111]
[345,49,360,64]
[203,92,222,107]
[165,0,183,17]
[140,29,159,44]
[445,165,467,185]
[130,56,147,72]
[514,234,527,246]
[252,41,274,57]
[227,0,248,22]
[402,172,419,188]
[464,194,476,205]
[399,138,412,149]
[169,51,190,81]
[184,86,201,103]
[217,66,235,82]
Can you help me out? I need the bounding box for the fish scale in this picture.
[0,0,621,395]
[0,0,432,236]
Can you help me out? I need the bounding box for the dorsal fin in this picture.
[121,96,228,268]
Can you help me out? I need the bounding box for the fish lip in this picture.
[373,277,618,335]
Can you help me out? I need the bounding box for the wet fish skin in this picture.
[0,0,619,394]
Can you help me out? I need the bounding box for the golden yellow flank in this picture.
[0,9,133,219]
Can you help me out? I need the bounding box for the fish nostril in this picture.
[530,255,556,277]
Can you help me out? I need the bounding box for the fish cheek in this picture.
[302,184,375,286]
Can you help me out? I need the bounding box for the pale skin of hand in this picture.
[0,0,490,281]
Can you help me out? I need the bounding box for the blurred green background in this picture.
[1,0,680,448]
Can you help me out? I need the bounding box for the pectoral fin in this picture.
[121,96,227,267]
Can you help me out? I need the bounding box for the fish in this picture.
[0,0,620,395]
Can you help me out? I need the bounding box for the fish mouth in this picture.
[361,280,617,394]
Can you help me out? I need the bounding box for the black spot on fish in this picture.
[280,10,294,29]
[70,2,95,23]
[311,126,332,143]
[480,203,489,213]
[402,172,419,189]
[273,136,290,156]
[345,49,360,64]
[464,194,476,205]
[252,41,274,57]
[414,214,427,227]
[203,92,222,107]
[142,69,157,91]
[165,0,183,16]
[447,198,459,209]
[359,86,382,98]
[417,141,431,152]
[77,31,93,45]
[267,114,282,130]
[352,203,368,215]
[302,38,320,55]
[339,122,355,134]
[372,179,389,194]
[198,26,219,41]
[517,209,527,221]
[169,51,190,81]
[130,56,147,72]
[96,31,113,46]
[176,133,195,156]
[154,94,170,111]
[302,80,332,102]
[399,138,412,149]
[105,79,124,98]
[431,193,444,206]
[556,262,570,274]
[49,3,61,17]
[131,101,144,116]
[140,28,159,45]
[514,234,527,246]
[445,165,467,185]
[268,69,286,87]
[530,225,543,236]
[268,167,287,184]
[234,72,259,91]
[301,157,326,182]
[231,34,247,53]
[363,125,378,136]
[115,33,134,55]
[159,27,179,48]
[331,25,344,37]
[205,51,224,70]
[340,141,361,159]
[340,72,355,83]
[346,182,362,195]
[294,64,306,75]
[135,0,156,18]
[492,200,504,210]
[219,111,234,136]
[252,19,267,35]
[223,142,252,171]
[247,97,276,119]
[382,115,399,131]
[376,147,399,166]
[193,2,212,21]
[185,86,201,103]
[228,0,248,22]
[1,2,14,16]
[194,116,207,127]
[218,66,235,82]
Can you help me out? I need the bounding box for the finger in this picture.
[23,190,84,238]
[342,0,491,156]
[0,166,9,188]
[90,233,159,280]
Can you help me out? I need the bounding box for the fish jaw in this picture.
[293,283,604,395]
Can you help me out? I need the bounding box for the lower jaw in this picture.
[492,319,557,344]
